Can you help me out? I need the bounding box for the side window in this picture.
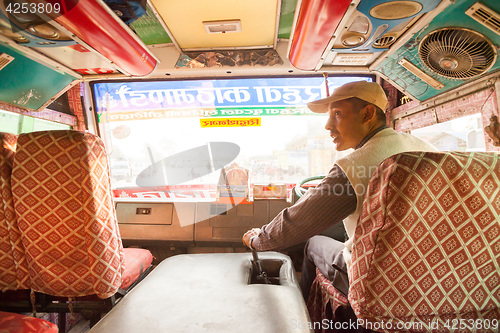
[0,110,71,134]
[411,113,486,152]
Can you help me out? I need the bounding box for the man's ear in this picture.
[362,104,377,123]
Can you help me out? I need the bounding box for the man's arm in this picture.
[243,165,356,251]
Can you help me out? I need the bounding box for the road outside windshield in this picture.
[93,76,371,200]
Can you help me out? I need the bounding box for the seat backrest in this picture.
[11,130,124,298]
[0,132,29,291]
[349,151,500,330]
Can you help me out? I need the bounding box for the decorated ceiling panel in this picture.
[130,7,172,45]
[331,0,442,53]
[0,43,75,110]
[375,0,500,101]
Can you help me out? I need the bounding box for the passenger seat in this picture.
[8,130,153,331]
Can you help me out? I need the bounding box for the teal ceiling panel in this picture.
[375,0,500,101]
[0,43,75,110]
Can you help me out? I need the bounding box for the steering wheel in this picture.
[293,175,325,199]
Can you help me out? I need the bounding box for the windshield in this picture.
[93,76,372,201]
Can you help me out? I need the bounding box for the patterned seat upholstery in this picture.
[0,133,29,291]
[349,152,500,332]
[10,130,152,300]
[307,268,348,328]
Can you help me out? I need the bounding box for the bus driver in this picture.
[242,81,436,300]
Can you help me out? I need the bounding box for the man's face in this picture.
[324,99,368,151]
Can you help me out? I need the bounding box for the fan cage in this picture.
[418,28,497,80]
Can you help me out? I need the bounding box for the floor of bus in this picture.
[68,318,90,333]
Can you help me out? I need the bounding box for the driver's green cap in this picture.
[307,81,388,113]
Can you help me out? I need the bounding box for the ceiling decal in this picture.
[130,6,172,45]
[175,49,283,68]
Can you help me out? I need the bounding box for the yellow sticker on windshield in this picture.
[200,117,261,128]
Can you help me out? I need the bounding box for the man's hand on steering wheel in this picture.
[243,228,261,249]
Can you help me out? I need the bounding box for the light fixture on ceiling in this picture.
[203,20,242,34]
[399,58,444,89]
[369,1,423,20]
[0,53,14,71]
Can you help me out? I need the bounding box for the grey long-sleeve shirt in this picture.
[251,125,389,251]
[252,165,356,251]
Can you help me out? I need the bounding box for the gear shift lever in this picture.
[251,249,272,284]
